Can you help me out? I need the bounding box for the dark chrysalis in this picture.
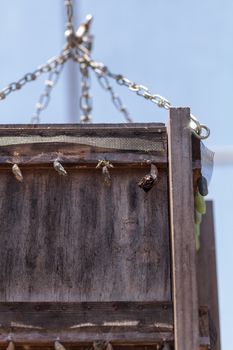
[161,344,171,350]
[138,164,158,192]
[197,175,208,196]
[138,174,156,192]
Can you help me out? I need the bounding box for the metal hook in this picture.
[12,164,23,182]
[76,14,93,43]
[190,114,210,140]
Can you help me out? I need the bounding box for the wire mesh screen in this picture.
[0,135,166,153]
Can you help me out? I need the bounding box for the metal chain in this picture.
[96,71,132,123]
[76,46,210,139]
[0,49,71,103]
[30,0,74,124]
[31,62,65,124]
[77,47,172,110]
[64,0,74,33]
[0,3,210,138]
[79,61,93,123]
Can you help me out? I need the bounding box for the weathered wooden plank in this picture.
[0,124,202,167]
[168,108,199,350]
[0,123,166,136]
[0,346,173,350]
[0,147,167,167]
[0,124,167,166]
[198,201,221,350]
[0,302,209,347]
[0,303,209,347]
[0,167,171,302]
[0,301,173,329]
[0,330,173,346]
[0,123,166,135]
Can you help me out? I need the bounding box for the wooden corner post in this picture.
[168,108,199,350]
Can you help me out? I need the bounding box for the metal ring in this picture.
[190,114,210,139]
[129,84,140,92]
[199,124,211,139]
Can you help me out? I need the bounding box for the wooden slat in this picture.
[0,148,167,167]
[198,201,221,350]
[0,302,209,346]
[0,302,173,346]
[0,123,166,131]
[168,107,199,350]
[0,330,173,346]
[0,301,173,329]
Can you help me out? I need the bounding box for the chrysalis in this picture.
[53,160,67,176]
[102,165,111,186]
[96,160,114,186]
[93,341,108,350]
[6,342,15,350]
[197,175,208,196]
[194,191,206,215]
[12,164,23,182]
[106,343,113,350]
[195,222,201,251]
[54,341,67,350]
[138,163,158,192]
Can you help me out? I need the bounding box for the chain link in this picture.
[31,62,65,124]
[96,72,132,123]
[0,2,210,138]
[79,61,93,123]
[78,48,172,111]
[76,45,210,138]
[0,49,71,103]
[75,17,94,124]
[73,47,132,123]
[64,0,74,33]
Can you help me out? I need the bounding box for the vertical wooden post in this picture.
[198,201,221,350]
[168,108,199,350]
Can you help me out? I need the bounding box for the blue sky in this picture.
[0,1,232,348]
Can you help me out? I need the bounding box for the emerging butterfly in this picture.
[138,163,159,192]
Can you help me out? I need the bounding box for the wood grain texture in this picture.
[0,330,173,346]
[0,149,167,167]
[168,108,199,350]
[0,167,170,302]
[198,201,221,350]
[0,301,173,329]
[0,302,209,346]
[0,123,166,133]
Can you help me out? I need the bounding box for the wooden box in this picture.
[0,108,220,350]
